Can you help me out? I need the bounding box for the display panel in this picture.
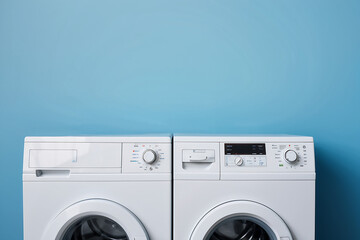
[225,144,266,155]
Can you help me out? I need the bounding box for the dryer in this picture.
[23,136,172,240]
[173,135,315,240]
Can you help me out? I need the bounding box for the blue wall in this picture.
[1,0,359,239]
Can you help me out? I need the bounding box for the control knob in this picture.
[284,149,298,164]
[234,157,243,166]
[142,149,157,164]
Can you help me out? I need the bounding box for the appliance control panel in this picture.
[269,143,312,169]
[122,143,171,173]
[222,142,314,172]
[225,143,267,167]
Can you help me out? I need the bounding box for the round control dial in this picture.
[234,157,243,166]
[142,149,157,164]
[284,149,298,163]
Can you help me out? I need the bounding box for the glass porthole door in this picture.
[190,201,292,240]
[204,216,274,240]
[41,199,148,240]
[62,215,129,240]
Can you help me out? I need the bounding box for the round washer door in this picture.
[190,201,292,240]
[42,199,149,240]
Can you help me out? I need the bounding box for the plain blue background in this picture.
[1,0,359,239]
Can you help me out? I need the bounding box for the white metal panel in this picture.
[29,149,77,168]
[174,135,313,143]
[23,173,172,182]
[173,180,315,240]
[25,135,171,143]
[23,181,171,240]
[24,142,121,169]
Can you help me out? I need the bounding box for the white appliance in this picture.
[173,135,315,240]
[23,136,172,240]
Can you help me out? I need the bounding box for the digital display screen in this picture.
[225,143,266,155]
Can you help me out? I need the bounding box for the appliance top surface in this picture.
[25,135,171,143]
[173,134,313,142]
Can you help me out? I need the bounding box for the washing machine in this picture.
[173,135,315,240]
[23,136,172,240]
